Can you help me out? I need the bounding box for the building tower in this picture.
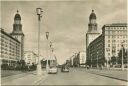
[86,10,100,64]
[10,10,24,60]
[86,10,100,48]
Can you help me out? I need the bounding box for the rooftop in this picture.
[1,28,20,43]
[104,23,127,27]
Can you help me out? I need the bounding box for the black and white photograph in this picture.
[0,0,128,85]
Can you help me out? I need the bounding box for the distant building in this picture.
[24,51,37,66]
[10,10,24,60]
[0,28,21,66]
[79,51,86,67]
[69,55,75,67]
[73,53,80,67]
[87,23,128,67]
[68,52,86,67]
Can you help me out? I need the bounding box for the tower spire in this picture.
[17,10,19,13]
[13,10,22,33]
[11,11,24,60]
[86,10,100,49]
[92,10,94,12]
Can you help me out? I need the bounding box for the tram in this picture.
[46,55,58,74]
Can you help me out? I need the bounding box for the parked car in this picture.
[61,65,69,72]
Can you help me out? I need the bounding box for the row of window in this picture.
[107,40,128,43]
[106,49,122,57]
[108,44,127,47]
[1,50,20,54]
[1,55,19,59]
[1,51,20,55]
[1,44,20,49]
[1,41,20,47]
[1,46,20,52]
[107,35,127,38]
[1,37,18,45]
[105,30,127,35]
[105,27,127,30]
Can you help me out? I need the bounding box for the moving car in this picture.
[48,66,58,74]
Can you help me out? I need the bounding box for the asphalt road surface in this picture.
[38,68,127,85]
[1,68,127,85]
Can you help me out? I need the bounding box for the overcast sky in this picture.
[1,0,127,64]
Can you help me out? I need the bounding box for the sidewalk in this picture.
[1,70,48,85]
[86,69,128,82]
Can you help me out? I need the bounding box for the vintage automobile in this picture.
[61,65,69,72]
[48,66,58,74]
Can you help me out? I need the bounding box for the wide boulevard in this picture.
[2,68,127,85]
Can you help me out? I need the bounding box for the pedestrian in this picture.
[87,65,89,69]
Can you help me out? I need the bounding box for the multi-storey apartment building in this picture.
[0,10,25,68]
[87,23,128,67]
[103,23,128,59]
[86,34,104,67]
[0,28,21,66]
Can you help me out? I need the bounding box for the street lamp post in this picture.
[121,42,124,70]
[90,54,92,68]
[106,48,109,69]
[50,41,54,65]
[46,32,49,72]
[49,41,53,65]
[97,52,98,68]
[36,8,43,75]
[50,41,53,57]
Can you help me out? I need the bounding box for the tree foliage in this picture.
[117,48,128,64]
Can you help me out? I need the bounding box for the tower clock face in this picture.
[91,19,96,24]
[15,20,20,24]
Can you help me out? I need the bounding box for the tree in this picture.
[111,56,117,65]
[20,60,26,70]
[118,48,128,64]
